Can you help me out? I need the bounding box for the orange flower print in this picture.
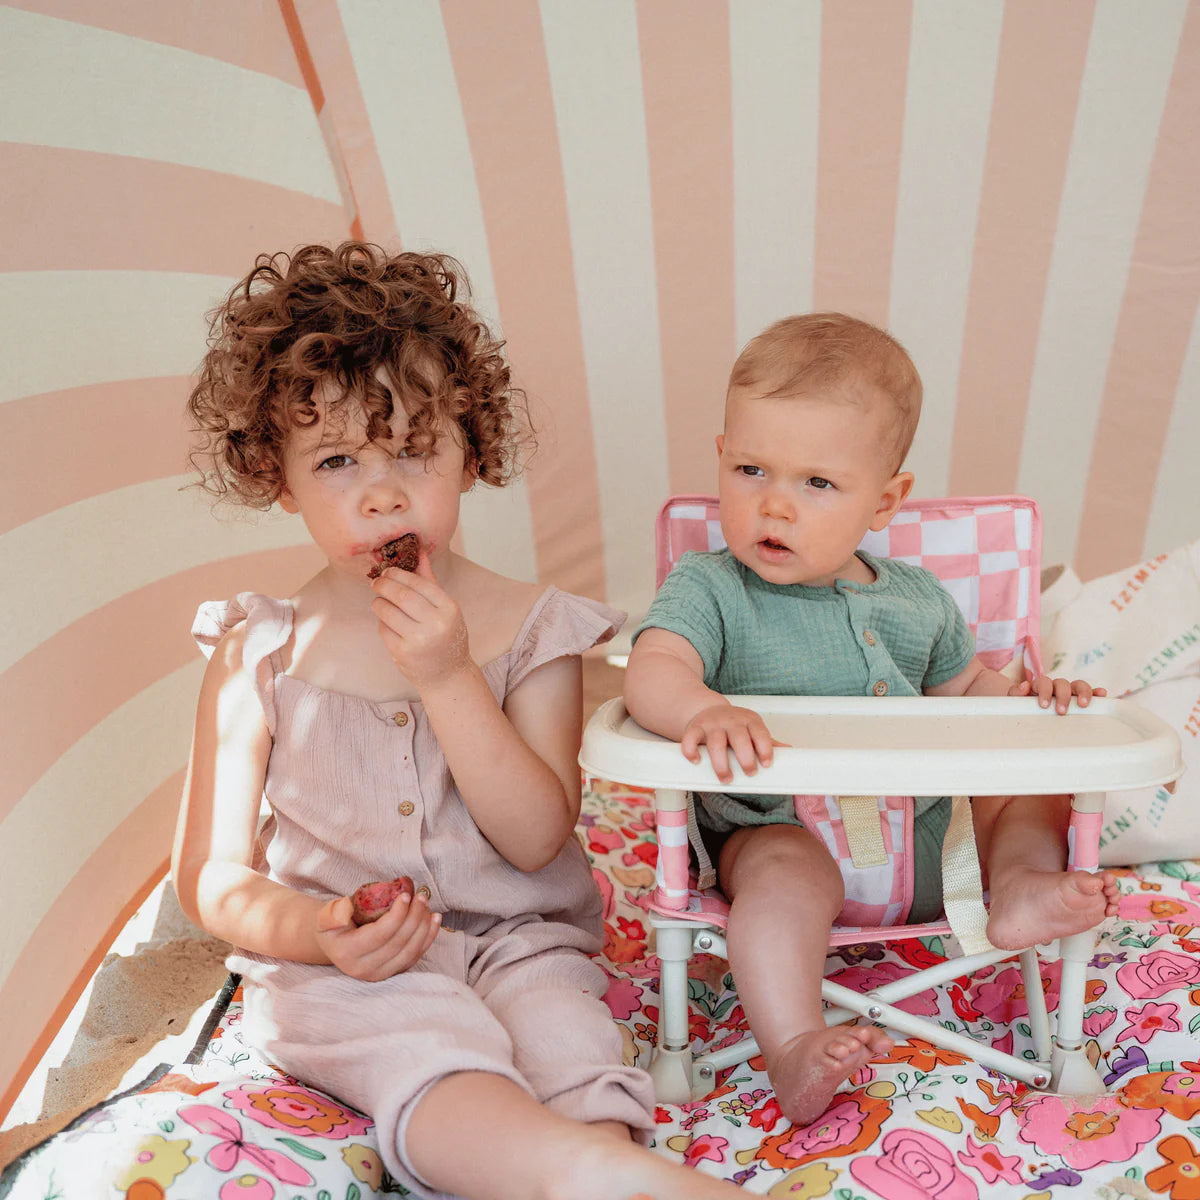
[1146,1134,1200,1199]
[755,1089,890,1170]
[1065,1109,1120,1141]
[225,1084,370,1138]
[884,1038,969,1073]
[1122,1070,1200,1120]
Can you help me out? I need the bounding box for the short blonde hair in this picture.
[729,313,922,472]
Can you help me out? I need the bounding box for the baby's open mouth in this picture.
[761,538,788,551]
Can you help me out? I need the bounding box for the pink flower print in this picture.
[1116,1000,1182,1044]
[682,1133,728,1167]
[1016,1093,1162,1171]
[828,960,938,1016]
[586,827,623,855]
[766,1091,889,1164]
[219,1177,275,1200]
[956,1134,1024,1186]
[1117,951,1200,999]
[1120,894,1200,924]
[177,1106,314,1185]
[224,1083,371,1138]
[974,963,1061,1022]
[851,1129,979,1199]
[591,867,614,918]
[1082,1006,1118,1036]
[601,973,643,1020]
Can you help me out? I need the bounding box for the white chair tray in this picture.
[580,695,1182,797]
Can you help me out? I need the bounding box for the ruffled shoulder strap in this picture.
[191,593,293,736]
[506,586,625,695]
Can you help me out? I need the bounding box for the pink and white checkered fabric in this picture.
[655,494,1043,676]
[646,494,1046,930]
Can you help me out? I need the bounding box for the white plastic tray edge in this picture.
[579,696,1183,797]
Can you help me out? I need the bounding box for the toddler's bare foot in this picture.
[987,868,1118,950]
[768,1025,892,1126]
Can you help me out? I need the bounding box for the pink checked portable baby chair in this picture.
[580,494,1181,1104]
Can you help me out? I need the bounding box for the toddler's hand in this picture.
[371,551,471,688]
[316,887,441,981]
[681,703,782,784]
[1009,674,1107,715]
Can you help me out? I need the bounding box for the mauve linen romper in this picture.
[191,589,656,1195]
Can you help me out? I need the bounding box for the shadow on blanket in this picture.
[6,779,1200,1197]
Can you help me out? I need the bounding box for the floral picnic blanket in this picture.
[6,778,1200,1199]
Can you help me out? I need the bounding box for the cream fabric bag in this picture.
[1039,539,1199,866]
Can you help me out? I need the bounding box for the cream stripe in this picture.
[1018,0,1188,568]
[0,477,306,674]
[0,271,233,404]
[729,0,821,345]
[337,0,537,584]
[1,7,339,202]
[1144,304,1200,556]
[0,661,201,986]
[539,0,669,623]
[890,0,1003,495]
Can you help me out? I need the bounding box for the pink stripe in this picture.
[949,1,1096,495]
[0,378,191,535]
[2,144,348,274]
[6,0,305,84]
[441,0,607,599]
[813,0,913,321]
[287,0,398,243]
[637,1,736,496]
[0,779,178,1123]
[655,810,689,828]
[1068,809,1104,872]
[0,547,323,827]
[1075,4,1200,578]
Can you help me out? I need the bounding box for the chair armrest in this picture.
[579,695,1182,798]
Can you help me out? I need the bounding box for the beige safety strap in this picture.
[840,795,889,867]
[941,795,998,956]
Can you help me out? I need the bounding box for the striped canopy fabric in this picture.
[2,0,1198,1120]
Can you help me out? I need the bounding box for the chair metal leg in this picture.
[1020,947,1054,1064]
[1050,790,1107,1095]
[648,920,697,1103]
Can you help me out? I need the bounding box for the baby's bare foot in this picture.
[769,1025,892,1126]
[987,868,1117,950]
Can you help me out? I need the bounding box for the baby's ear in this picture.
[870,470,914,531]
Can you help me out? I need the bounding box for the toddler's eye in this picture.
[808,476,833,490]
[738,465,764,478]
[318,454,352,470]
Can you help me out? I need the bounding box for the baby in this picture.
[623,313,1118,1125]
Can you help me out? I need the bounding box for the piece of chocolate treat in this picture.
[367,532,420,579]
[350,876,415,925]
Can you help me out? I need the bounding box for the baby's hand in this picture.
[681,703,782,785]
[316,887,441,981]
[371,551,471,689]
[1009,674,1107,715]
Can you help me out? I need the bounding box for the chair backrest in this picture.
[655,494,1043,676]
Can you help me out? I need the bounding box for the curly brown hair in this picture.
[188,241,531,508]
